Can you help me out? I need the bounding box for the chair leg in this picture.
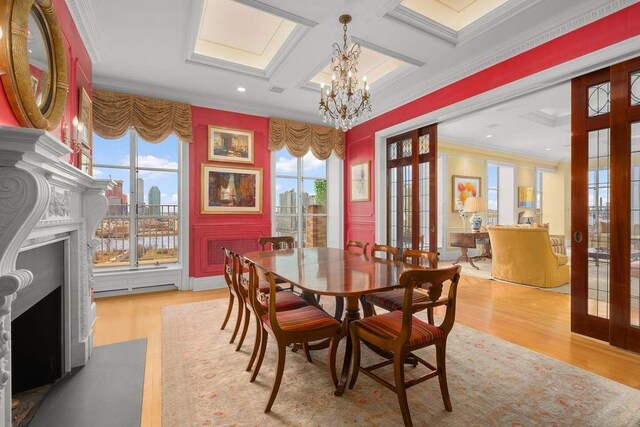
[229,295,244,344]
[302,342,313,363]
[246,316,262,372]
[328,335,339,387]
[334,296,344,321]
[265,343,287,413]
[394,350,413,427]
[220,293,234,330]
[348,325,361,390]
[436,342,452,412]
[250,332,268,383]
[361,297,375,318]
[235,307,251,352]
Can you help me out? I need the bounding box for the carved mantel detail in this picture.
[0,126,112,425]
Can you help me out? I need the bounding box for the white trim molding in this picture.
[65,0,106,63]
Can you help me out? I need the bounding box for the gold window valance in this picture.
[93,89,192,143]
[268,118,344,160]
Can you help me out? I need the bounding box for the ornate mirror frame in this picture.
[0,0,67,130]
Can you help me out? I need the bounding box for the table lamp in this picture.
[463,196,487,232]
[522,209,536,224]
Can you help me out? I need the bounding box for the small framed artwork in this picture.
[78,87,93,149]
[208,126,254,164]
[201,164,262,214]
[452,175,481,212]
[350,161,370,202]
[518,186,534,208]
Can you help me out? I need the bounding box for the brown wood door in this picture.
[572,57,640,352]
[386,124,438,253]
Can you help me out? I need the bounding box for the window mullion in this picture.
[297,156,303,248]
[130,131,138,268]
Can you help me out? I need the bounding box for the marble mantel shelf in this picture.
[0,125,113,425]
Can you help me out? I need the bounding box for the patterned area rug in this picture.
[162,299,640,426]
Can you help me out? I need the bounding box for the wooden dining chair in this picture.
[346,240,369,255]
[364,249,441,323]
[246,263,342,413]
[258,236,295,250]
[370,244,399,261]
[221,247,244,344]
[349,266,462,426]
[234,254,307,360]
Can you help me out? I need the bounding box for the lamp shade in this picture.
[522,209,536,218]
[463,196,486,213]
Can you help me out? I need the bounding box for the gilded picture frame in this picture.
[350,161,370,202]
[201,164,262,214]
[208,125,254,164]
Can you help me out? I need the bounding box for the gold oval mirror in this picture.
[0,0,67,130]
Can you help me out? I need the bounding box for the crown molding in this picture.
[370,0,637,121]
[350,37,425,67]
[92,77,326,126]
[64,0,106,63]
[232,0,318,27]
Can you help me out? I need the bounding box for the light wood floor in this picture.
[93,275,640,427]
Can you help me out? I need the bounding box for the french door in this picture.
[386,124,438,253]
[572,57,640,352]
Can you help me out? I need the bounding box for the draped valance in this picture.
[93,89,192,143]
[268,118,344,160]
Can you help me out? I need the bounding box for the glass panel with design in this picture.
[587,129,610,319]
[631,71,640,107]
[588,82,611,117]
[418,162,429,250]
[630,122,640,327]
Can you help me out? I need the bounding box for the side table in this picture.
[450,231,491,270]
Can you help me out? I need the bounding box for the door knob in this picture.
[573,231,583,243]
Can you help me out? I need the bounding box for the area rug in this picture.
[162,299,640,426]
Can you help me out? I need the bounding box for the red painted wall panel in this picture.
[0,0,91,166]
[189,106,271,277]
[344,3,640,244]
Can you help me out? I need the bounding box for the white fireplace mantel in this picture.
[0,125,112,425]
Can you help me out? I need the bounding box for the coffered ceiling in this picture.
[67,0,633,126]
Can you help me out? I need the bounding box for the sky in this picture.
[93,132,179,205]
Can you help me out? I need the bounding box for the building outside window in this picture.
[93,130,181,268]
[273,149,327,247]
[487,163,499,225]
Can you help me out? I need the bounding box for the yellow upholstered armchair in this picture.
[487,225,570,288]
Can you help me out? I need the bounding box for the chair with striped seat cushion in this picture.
[353,310,444,347]
[349,266,461,427]
[252,290,307,312]
[364,249,440,324]
[246,264,342,413]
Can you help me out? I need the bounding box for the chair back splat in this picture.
[258,236,295,250]
[402,249,439,268]
[346,240,369,255]
[370,244,399,261]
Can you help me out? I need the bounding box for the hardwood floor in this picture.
[93,276,640,426]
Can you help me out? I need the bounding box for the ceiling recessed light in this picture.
[486,134,493,138]
[237,87,246,93]
[545,148,552,151]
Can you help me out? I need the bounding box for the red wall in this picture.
[189,107,271,277]
[344,3,640,245]
[0,0,92,165]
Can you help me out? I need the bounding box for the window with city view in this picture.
[274,149,327,247]
[93,131,180,268]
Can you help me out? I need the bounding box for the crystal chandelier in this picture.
[318,15,372,131]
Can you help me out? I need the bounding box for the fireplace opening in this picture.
[11,240,65,425]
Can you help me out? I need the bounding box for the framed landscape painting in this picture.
[350,161,370,202]
[201,164,262,214]
[208,126,253,164]
[518,186,534,208]
[452,175,481,212]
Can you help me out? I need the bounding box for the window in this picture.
[487,164,499,225]
[92,131,181,268]
[273,149,327,247]
[535,168,543,222]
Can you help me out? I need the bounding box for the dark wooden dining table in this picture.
[243,247,419,396]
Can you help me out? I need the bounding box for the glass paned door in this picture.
[387,125,438,253]
[572,57,640,352]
